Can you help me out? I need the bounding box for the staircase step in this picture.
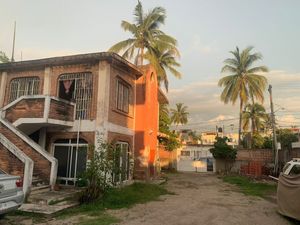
[28,188,81,206]
[19,200,79,214]
[32,176,47,186]
[31,185,50,194]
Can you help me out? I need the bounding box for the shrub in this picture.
[78,136,124,204]
[210,137,237,173]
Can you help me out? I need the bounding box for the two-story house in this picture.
[0,52,167,196]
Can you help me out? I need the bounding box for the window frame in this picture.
[9,76,40,102]
[57,72,93,120]
[116,78,131,114]
[114,141,130,183]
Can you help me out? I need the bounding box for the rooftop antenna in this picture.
[11,21,16,62]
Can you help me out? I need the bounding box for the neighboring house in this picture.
[201,131,238,147]
[177,144,215,172]
[0,52,167,196]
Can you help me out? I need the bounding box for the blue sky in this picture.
[1,0,300,132]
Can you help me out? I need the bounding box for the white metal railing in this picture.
[9,77,40,103]
[58,73,92,120]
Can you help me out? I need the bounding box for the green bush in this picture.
[210,137,237,173]
[78,137,124,204]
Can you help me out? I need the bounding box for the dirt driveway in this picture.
[110,172,290,225]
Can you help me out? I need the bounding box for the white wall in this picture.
[177,145,215,172]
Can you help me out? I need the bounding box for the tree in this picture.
[0,51,9,63]
[242,103,268,135]
[145,45,181,91]
[277,129,298,150]
[158,104,181,152]
[109,1,177,66]
[159,104,171,134]
[170,103,189,127]
[218,46,269,146]
[277,129,298,162]
[210,137,237,173]
[188,130,200,144]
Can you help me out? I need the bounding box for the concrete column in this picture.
[95,61,111,148]
[43,67,51,95]
[0,72,8,108]
[38,127,47,150]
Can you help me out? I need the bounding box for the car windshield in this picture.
[0,169,5,174]
[289,165,300,176]
[283,163,291,173]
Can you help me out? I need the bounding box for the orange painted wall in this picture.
[134,65,159,179]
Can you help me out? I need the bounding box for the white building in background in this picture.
[177,145,216,172]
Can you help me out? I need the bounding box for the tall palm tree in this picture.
[145,45,181,91]
[218,46,269,146]
[170,103,189,127]
[109,1,177,66]
[0,51,9,63]
[242,103,268,135]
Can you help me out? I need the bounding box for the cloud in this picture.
[168,70,300,131]
[189,35,219,55]
[208,115,235,122]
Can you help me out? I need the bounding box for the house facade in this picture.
[0,52,167,196]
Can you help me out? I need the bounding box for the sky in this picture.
[1,0,300,133]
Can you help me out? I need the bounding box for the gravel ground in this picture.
[110,172,291,225]
[2,172,294,225]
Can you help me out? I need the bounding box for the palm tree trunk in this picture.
[238,99,243,148]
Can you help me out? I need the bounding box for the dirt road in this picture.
[110,172,290,225]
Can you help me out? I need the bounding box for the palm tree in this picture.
[109,1,177,66]
[242,103,268,135]
[0,51,9,63]
[145,45,181,91]
[170,103,189,127]
[218,46,269,146]
[159,104,171,133]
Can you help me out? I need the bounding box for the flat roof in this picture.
[0,52,143,77]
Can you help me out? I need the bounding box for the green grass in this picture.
[102,182,171,209]
[222,175,277,197]
[6,182,170,224]
[56,182,170,223]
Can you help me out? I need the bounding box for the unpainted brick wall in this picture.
[0,122,51,182]
[0,143,24,177]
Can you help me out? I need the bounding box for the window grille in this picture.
[58,72,93,120]
[116,80,130,113]
[9,77,40,102]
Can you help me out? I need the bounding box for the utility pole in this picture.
[268,85,279,174]
[11,21,16,62]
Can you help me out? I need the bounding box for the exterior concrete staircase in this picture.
[0,95,75,197]
[0,117,57,196]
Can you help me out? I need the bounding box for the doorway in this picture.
[53,139,88,185]
[113,142,130,183]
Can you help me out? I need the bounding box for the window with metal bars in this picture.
[58,72,93,120]
[9,77,40,102]
[116,79,130,113]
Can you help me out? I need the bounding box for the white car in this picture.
[0,169,24,218]
[282,158,300,176]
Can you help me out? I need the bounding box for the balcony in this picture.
[0,95,75,134]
